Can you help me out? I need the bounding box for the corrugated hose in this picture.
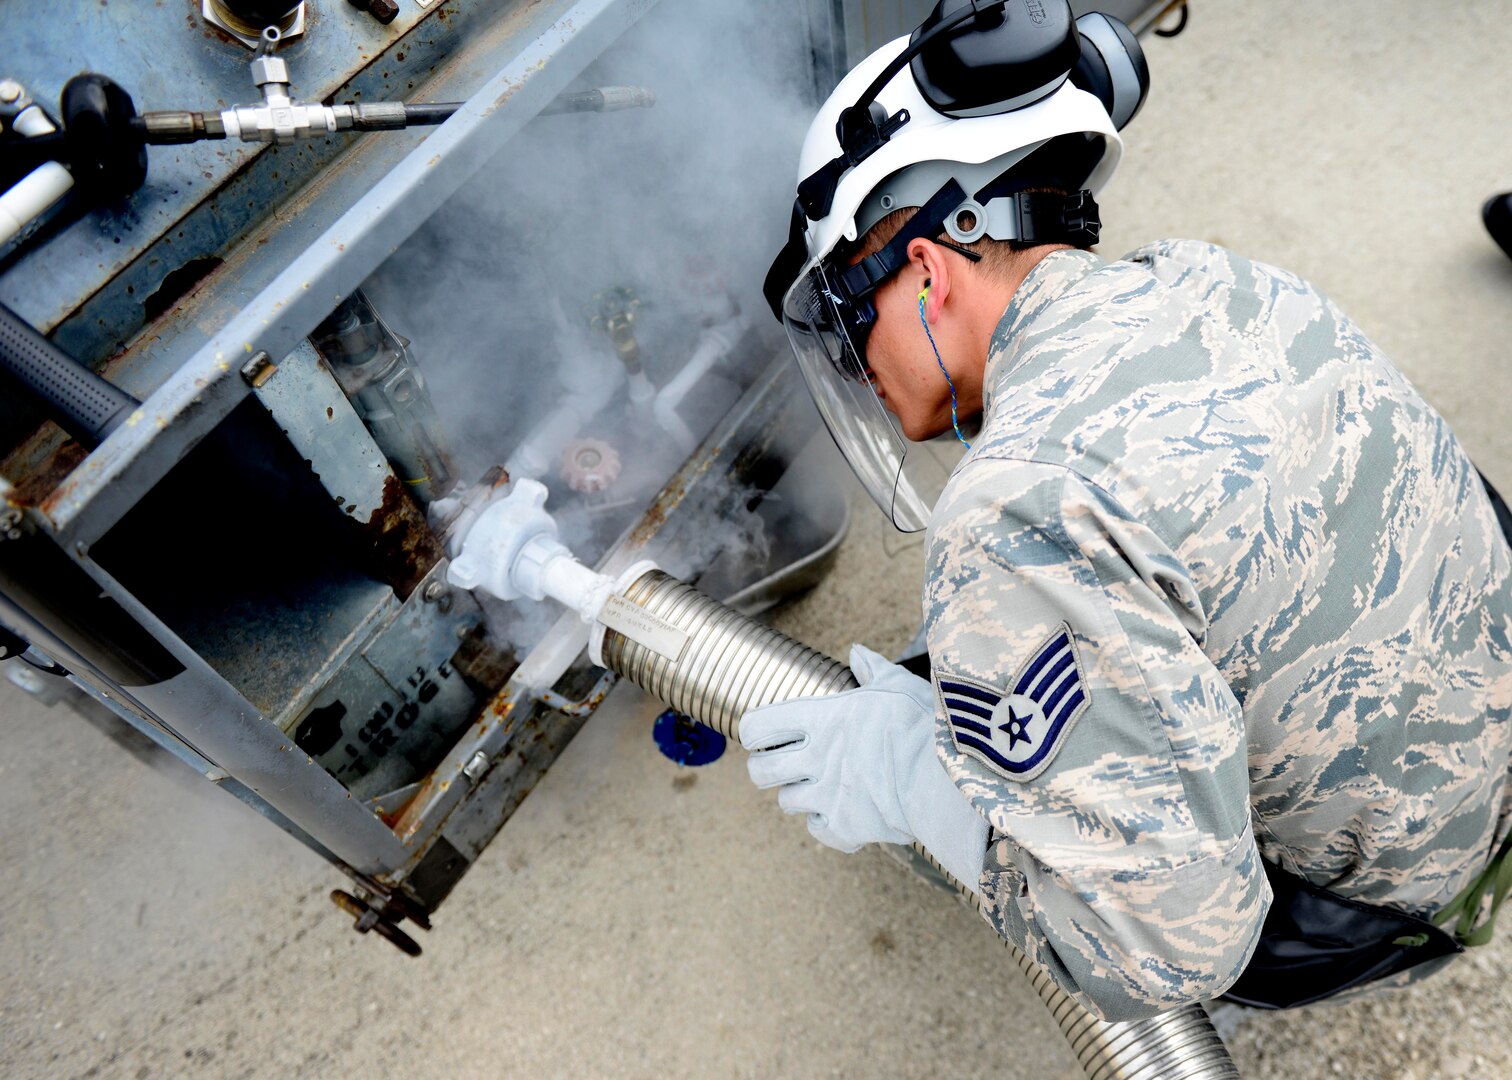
[598,568,1241,1080]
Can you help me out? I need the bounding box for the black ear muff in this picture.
[911,0,1080,118]
[1071,12,1150,130]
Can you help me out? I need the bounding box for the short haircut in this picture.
[851,134,1104,279]
[850,187,1091,284]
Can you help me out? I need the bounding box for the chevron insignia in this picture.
[937,624,1089,782]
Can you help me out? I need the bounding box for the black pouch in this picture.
[1220,860,1462,1010]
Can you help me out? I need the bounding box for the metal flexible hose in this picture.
[599,569,1240,1080]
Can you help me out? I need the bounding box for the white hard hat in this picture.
[764,1,1150,532]
[796,37,1121,265]
[764,3,1149,313]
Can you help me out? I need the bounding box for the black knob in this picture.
[59,74,148,202]
[348,0,400,25]
[1484,193,1512,263]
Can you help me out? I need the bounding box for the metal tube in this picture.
[598,569,1240,1079]
[402,103,461,126]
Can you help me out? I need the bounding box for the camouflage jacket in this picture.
[923,240,1512,1022]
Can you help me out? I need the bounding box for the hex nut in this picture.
[249,56,290,87]
[369,0,401,24]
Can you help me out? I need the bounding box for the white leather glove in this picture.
[740,643,989,891]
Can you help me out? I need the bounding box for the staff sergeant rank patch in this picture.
[936,623,1089,783]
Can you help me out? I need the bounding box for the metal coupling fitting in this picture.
[250,55,290,89]
[342,102,407,130]
[139,111,227,144]
[221,102,339,144]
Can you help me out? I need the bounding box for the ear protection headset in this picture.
[793,0,1149,224]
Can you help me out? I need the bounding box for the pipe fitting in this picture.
[445,479,559,600]
[595,569,1240,1080]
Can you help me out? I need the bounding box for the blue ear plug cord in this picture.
[918,286,971,449]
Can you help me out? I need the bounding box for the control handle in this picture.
[0,301,139,446]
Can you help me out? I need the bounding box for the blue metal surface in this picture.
[0,0,477,344]
[34,0,658,548]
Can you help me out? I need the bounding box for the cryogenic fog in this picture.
[363,1,825,646]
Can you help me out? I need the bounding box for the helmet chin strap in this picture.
[918,282,971,450]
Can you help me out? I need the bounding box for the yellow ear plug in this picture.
[917,285,970,450]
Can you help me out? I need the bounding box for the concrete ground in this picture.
[6,1,1512,1077]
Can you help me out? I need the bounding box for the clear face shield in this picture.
[780,259,935,533]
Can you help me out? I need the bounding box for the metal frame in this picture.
[2,0,665,882]
[2,346,811,896]
[33,0,659,548]
[1,0,1185,927]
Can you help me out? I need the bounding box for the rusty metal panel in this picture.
[0,0,534,356]
[254,341,393,520]
[29,0,661,549]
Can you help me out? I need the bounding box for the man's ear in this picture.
[907,238,952,321]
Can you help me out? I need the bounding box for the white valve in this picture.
[445,478,649,626]
[446,479,561,602]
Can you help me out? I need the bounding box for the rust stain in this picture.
[394,765,447,838]
[390,690,523,838]
[627,438,728,546]
[379,790,420,828]
[15,440,89,512]
[453,628,517,695]
[628,488,676,546]
[356,474,445,599]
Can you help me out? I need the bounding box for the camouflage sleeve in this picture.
[925,457,1270,1022]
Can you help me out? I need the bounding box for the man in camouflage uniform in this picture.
[920,238,1512,1018]
[743,4,1512,1023]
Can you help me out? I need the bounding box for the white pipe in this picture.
[504,333,624,481]
[626,369,657,424]
[505,397,599,480]
[1,104,72,248]
[518,534,615,622]
[445,478,655,688]
[0,163,72,247]
[653,315,745,453]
